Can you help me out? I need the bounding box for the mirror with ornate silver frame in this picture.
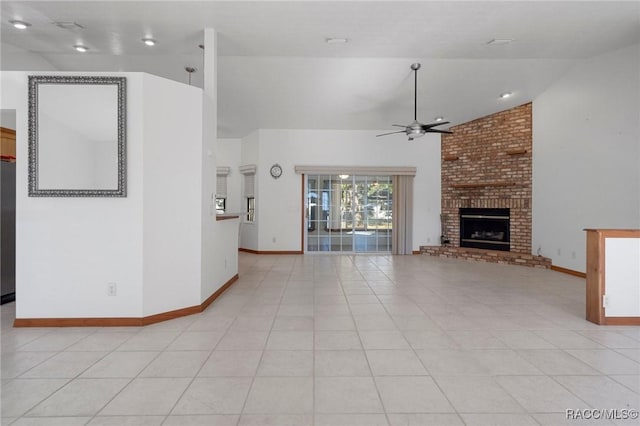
[28,75,126,197]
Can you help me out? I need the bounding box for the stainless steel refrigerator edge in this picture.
[1,160,16,304]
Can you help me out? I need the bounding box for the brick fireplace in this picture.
[421,102,550,268]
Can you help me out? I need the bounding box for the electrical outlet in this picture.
[571,251,576,259]
[224,258,227,269]
[272,237,276,243]
[107,282,117,296]
[427,237,431,243]
[557,248,561,256]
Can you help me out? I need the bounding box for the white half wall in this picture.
[141,73,203,316]
[2,71,145,318]
[214,138,242,287]
[242,129,441,252]
[532,44,640,272]
[2,70,234,320]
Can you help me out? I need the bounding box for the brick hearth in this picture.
[421,103,541,266]
[421,246,551,269]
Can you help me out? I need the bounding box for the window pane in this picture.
[216,197,226,214]
[247,197,255,222]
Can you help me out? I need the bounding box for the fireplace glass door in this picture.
[459,208,510,251]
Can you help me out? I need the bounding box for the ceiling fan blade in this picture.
[376,130,407,137]
[392,124,408,128]
[421,121,450,129]
[425,129,453,134]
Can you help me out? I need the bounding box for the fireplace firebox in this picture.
[459,208,510,251]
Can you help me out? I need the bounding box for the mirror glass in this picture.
[28,76,126,197]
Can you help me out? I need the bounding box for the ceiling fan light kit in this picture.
[377,63,452,141]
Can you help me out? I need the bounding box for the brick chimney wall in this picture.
[441,103,532,254]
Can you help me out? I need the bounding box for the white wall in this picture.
[533,44,640,272]
[1,110,17,130]
[2,70,236,319]
[241,129,441,252]
[3,71,145,318]
[217,138,242,213]
[141,73,203,316]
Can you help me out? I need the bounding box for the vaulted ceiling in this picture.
[2,1,639,138]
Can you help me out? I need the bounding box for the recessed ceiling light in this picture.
[142,38,156,46]
[434,116,444,122]
[9,20,31,29]
[500,92,513,99]
[326,37,348,44]
[73,45,89,53]
[486,38,514,46]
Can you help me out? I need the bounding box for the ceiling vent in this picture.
[486,38,513,46]
[52,21,85,30]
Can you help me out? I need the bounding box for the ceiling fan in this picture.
[377,63,452,140]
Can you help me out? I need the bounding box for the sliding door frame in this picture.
[296,167,415,254]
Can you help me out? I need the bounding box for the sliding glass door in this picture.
[306,174,392,253]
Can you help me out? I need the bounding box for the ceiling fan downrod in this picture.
[411,63,420,122]
[375,62,452,140]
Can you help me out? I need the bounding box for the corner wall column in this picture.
[201,28,220,300]
[201,28,240,302]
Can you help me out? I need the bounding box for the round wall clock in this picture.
[270,164,283,179]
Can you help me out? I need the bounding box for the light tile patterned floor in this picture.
[1,253,639,425]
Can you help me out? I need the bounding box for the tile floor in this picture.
[1,253,639,425]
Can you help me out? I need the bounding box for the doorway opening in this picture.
[305,174,392,253]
